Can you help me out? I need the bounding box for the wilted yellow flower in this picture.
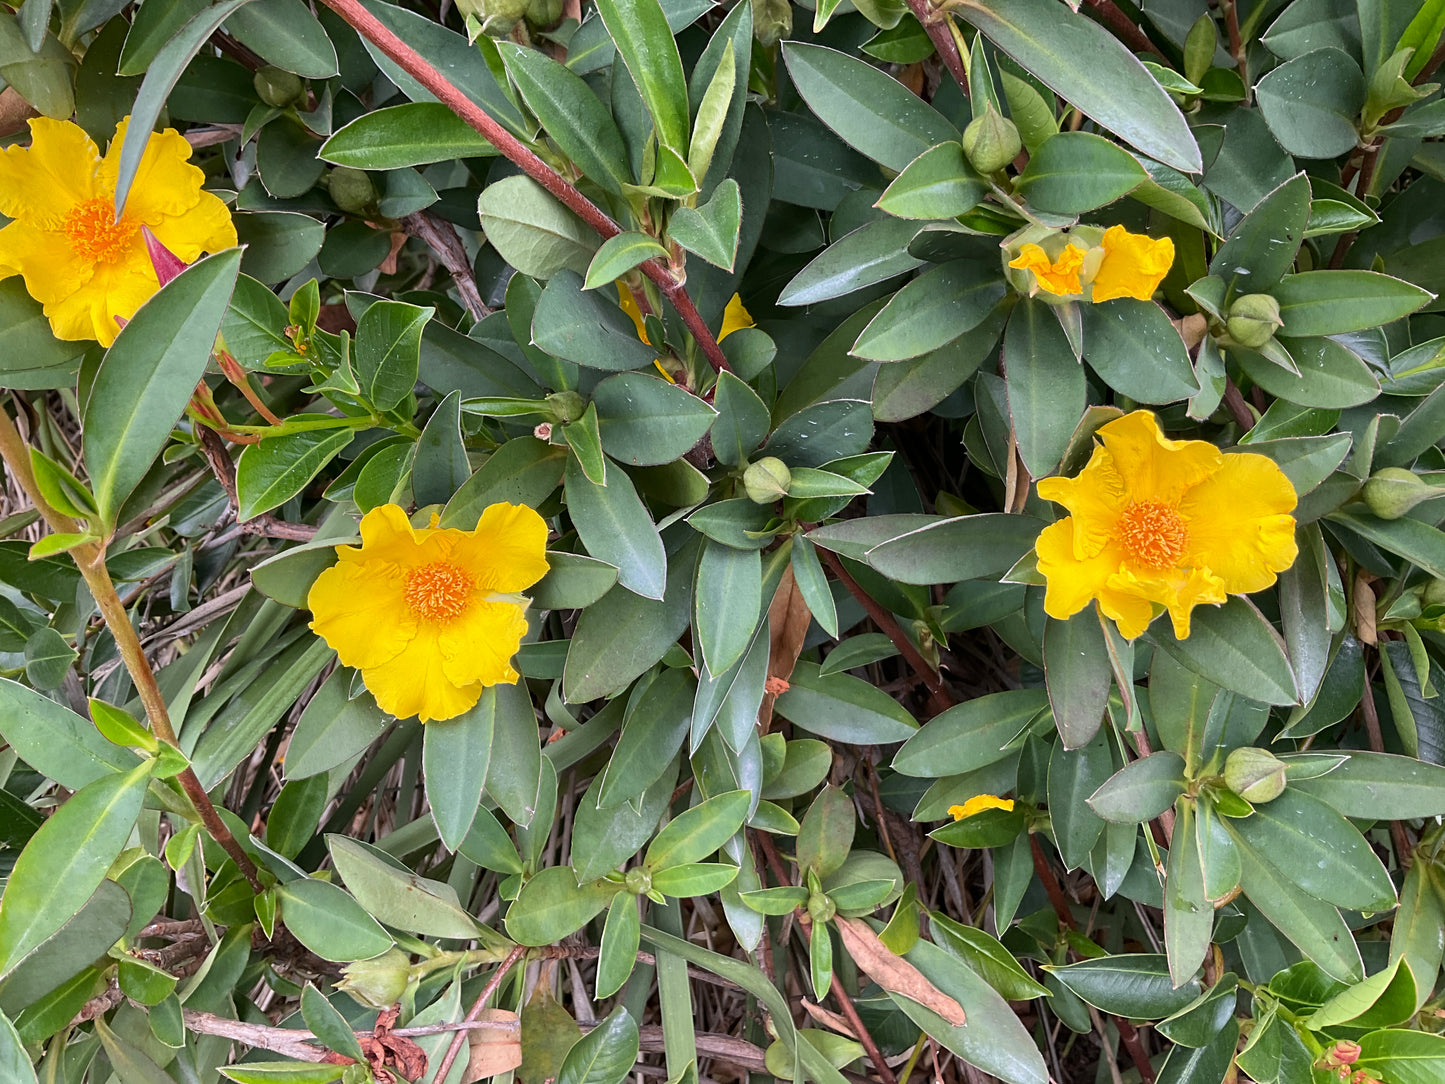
[308,503,549,723]
[1035,411,1297,640]
[1090,226,1175,302]
[948,795,1015,820]
[618,286,754,379]
[0,117,236,346]
[1008,242,1086,297]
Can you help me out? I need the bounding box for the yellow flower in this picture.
[1008,242,1087,297]
[1090,226,1174,302]
[1035,411,1297,640]
[948,795,1015,820]
[307,503,549,723]
[0,117,236,346]
[617,286,755,380]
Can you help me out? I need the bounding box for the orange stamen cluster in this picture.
[405,561,474,621]
[63,198,137,264]
[1117,500,1188,569]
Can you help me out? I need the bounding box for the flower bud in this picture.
[624,867,652,895]
[525,0,564,27]
[253,66,305,109]
[1424,578,1445,610]
[807,892,836,924]
[1362,467,1437,520]
[751,0,792,48]
[962,102,1022,175]
[743,457,791,504]
[327,167,378,215]
[455,0,531,30]
[1223,747,1287,805]
[1225,293,1283,349]
[336,948,411,1009]
[546,390,586,424]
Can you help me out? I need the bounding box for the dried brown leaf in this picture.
[464,1009,523,1083]
[761,566,811,728]
[834,917,965,1026]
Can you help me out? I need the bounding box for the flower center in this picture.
[404,561,474,622]
[1116,500,1188,569]
[63,198,138,264]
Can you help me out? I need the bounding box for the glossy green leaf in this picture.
[1016,132,1147,214]
[328,835,481,939]
[594,0,688,152]
[893,689,1048,777]
[1150,598,1298,706]
[276,878,393,963]
[320,103,494,167]
[1045,954,1201,1019]
[423,694,495,852]
[774,662,919,744]
[507,865,619,946]
[876,141,986,220]
[592,371,717,466]
[851,260,1006,362]
[1255,48,1365,159]
[564,452,667,599]
[1082,299,1199,403]
[1273,270,1433,336]
[1088,752,1187,823]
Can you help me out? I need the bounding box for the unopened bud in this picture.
[1223,747,1287,804]
[335,948,411,1009]
[455,0,530,30]
[253,66,305,109]
[546,390,586,424]
[1225,293,1283,349]
[961,102,1022,175]
[1362,467,1437,520]
[1424,578,1445,610]
[743,457,791,504]
[624,867,651,895]
[751,0,792,48]
[807,893,836,924]
[525,0,564,27]
[327,167,377,215]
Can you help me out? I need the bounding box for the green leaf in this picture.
[1328,509,1445,580]
[668,178,742,270]
[650,862,740,896]
[1016,132,1147,214]
[1290,751,1445,819]
[1048,731,1111,867]
[485,683,545,828]
[1045,955,1201,1019]
[781,43,957,171]
[929,913,1049,1000]
[0,762,150,978]
[224,0,336,77]
[796,785,855,878]
[265,776,327,859]
[865,513,1043,584]
[441,438,566,529]
[851,260,1006,362]
[694,540,761,675]
[507,865,619,946]
[320,103,494,168]
[1255,47,1366,159]
[1044,612,1111,749]
[479,177,599,280]
[1236,336,1381,409]
[592,371,717,466]
[955,0,1199,171]
[1274,270,1433,336]
[0,677,139,789]
[1082,300,1199,403]
[499,41,631,194]
[423,695,495,852]
[779,217,925,307]
[82,249,241,526]
[236,422,356,521]
[599,668,694,806]
[221,1065,346,1084]
[0,1010,36,1084]
[892,689,1047,777]
[875,141,986,220]
[1005,297,1086,478]
[1150,598,1299,706]
[300,984,366,1064]
[328,835,481,939]
[774,662,919,744]
[111,0,249,215]
[533,269,659,372]
[584,233,670,291]
[646,790,751,870]
[1163,800,1213,987]
[276,878,394,963]
[531,552,620,610]
[1356,1029,1445,1084]
[595,0,689,152]
[564,452,666,599]
[356,300,430,412]
[557,1007,639,1084]
[687,38,736,183]
[1231,830,1364,983]
[1087,752,1187,823]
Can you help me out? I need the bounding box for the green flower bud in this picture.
[525,0,564,27]
[1423,578,1445,610]
[455,0,531,30]
[253,67,305,109]
[961,102,1022,175]
[1225,293,1283,349]
[751,0,792,49]
[336,948,412,1009]
[546,390,586,424]
[1223,747,1288,805]
[743,457,791,504]
[328,167,377,215]
[624,867,652,896]
[807,892,836,924]
[1362,467,1438,520]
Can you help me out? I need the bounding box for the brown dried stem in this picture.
[403,211,490,321]
[316,0,730,375]
[0,404,263,892]
[432,945,527,1084]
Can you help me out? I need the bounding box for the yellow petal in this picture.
[948,795,1015,820]
[1180,452,1298,594]
[1037,519,1123,622]
[617,283,648,342]
[99,119,206,225]
[0,219,95,308]
[437,600,529,688]
[1107,565,1226,641]
[362,625,486,723]
[1009,242,1086,296]
[339,503,433,568]
[1037,449,1127,559]
[450,501,550,593]
[1090,226,1174,303]
[719,294,754,340]
[0,118,100,226]
[147,189,238,263]
[307,559,418,670]
[1096,410,1221,505]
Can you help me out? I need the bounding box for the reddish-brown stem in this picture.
[830,981,899,1084]
[1329,145,1380,268]
[315,0,730,374]
[1082,0,1167,59]
[1217,0,1247,89]
[433,946,526,1084]
[1359,661,1414,870]
[1221,379,1254,431]
[904,0,968,92]
[816,547,954,715]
